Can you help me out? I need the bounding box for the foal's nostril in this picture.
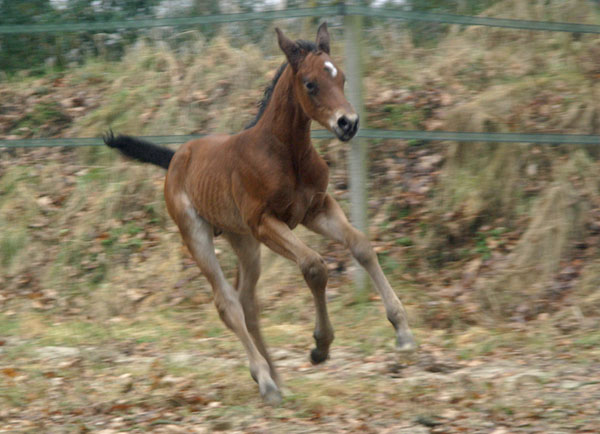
[337,116,350,131]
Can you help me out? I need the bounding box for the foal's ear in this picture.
[275,27,305,72]
[316,22,330,54]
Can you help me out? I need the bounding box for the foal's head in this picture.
[276,23,359,142]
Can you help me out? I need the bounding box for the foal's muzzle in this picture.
[334,114,359,142]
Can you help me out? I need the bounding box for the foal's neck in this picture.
[256,66,312,154]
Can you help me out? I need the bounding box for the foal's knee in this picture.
[300,254,328,291]
[349,232,377,268]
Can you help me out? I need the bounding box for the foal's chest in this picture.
[279,185,324,229]
[278,159,329,228]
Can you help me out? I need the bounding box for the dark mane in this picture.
[245,40,317,129]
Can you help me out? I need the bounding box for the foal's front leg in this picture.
[304,195,417,351]
[256,215,334,364]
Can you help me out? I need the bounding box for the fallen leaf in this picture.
[2,368,18,378]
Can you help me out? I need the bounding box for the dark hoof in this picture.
[310,348,329,365]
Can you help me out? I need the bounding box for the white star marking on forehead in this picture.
[324,61,337,78]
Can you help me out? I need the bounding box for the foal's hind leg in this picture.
[304,195,416,352]
[256,215,334,364]
[224,232,281,386]
[172,203,281,404]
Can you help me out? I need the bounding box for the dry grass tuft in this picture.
[69,33,274,138]
[420,0,600,282]
[483,0,595,22]
[422,90,524,265]
[574,259,600,318]
[480,151,598,315]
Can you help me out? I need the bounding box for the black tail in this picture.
[103,131,174,170]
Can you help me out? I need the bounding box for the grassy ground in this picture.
[2,274,599,432]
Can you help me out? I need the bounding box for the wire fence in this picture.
[2,131,600,149]
[1,4,600,148]
[3,5,600,35]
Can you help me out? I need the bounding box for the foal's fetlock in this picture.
[387,311,416,352]
[310,331,333,364]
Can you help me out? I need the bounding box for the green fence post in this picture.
[344,6,369,300]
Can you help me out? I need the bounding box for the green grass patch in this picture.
[573,330,600,349]
[0,315,20,335]
[381,103,425,129]
[10,101,71,136]
[36,320,116,346]
[396,236,413,247]
[378,251,403,276]
[0,166,37,200]
[0,229,27,267]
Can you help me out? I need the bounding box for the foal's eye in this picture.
[304,80,318,95]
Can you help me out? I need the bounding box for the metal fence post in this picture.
[344,8,369,299]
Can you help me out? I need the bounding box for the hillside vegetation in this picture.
[1,1,600,431]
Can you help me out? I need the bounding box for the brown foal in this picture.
[105,23,416,405]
